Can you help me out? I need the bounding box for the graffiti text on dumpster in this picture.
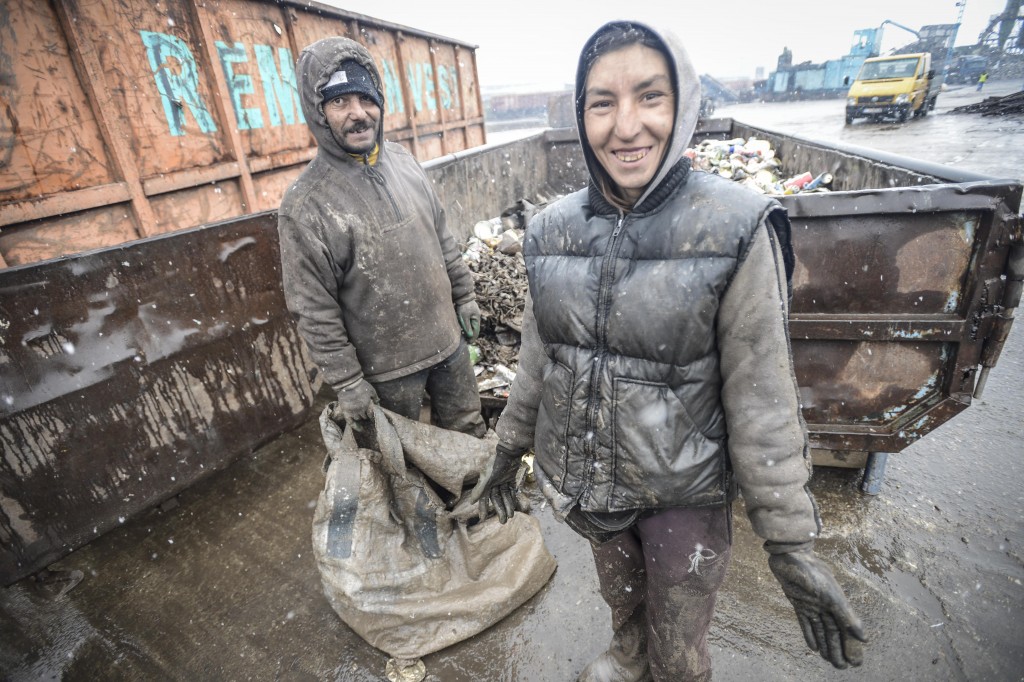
[139,31,460,137]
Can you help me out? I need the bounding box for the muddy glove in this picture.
[456,300,481,340]
[331,379,379,426]
[467,443,527,523]
[768,549,867,669]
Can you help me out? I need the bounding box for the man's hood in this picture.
[574,21,701,210]
[297,37,384,161]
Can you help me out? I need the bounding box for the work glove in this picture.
[768,549,867,669]
[466,443,528,523]
[456,300,481,340]
[331,379,379,426]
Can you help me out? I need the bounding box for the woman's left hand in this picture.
[768,550,867,669]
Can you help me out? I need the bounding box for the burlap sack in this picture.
[312,405,556,660]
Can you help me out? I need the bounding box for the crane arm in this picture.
[880,19,920,40]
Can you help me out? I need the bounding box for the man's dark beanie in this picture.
[321,60,383,108]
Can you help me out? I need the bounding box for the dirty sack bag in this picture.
[312,404,557,660]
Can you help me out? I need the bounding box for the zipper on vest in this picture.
[579,214,627,503]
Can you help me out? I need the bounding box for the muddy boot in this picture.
[577,604,652,682]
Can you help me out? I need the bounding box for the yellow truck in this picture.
[845,52,940,124]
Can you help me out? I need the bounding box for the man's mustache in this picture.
[345,121,373,134]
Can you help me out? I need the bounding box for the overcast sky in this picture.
[322,0,1011,89]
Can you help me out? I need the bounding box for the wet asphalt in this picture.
[1,81,1022,682]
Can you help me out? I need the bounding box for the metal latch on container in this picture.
[973,235,1024,398]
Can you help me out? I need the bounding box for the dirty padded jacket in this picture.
[495,21,820,547]
[278,37,475,391]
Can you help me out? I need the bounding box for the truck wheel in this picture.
[898,106,909,123]
[845,112,854,124]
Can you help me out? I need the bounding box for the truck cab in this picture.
[946,55,987,85]
[845,52,938,123]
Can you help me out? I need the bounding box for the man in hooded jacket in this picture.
[470,21,866,681]
[278,37,485,437]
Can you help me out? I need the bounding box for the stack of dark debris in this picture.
[950,91,1024,116]
[463,197,556,403]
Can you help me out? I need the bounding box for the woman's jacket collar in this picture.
[587,159,692,218]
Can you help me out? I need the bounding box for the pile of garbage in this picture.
[685,137,833,195]
[463,198,549,400]
[464,231,525,396]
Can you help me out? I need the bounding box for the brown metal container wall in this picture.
[251,166,305,213]
[0,0,485,269]
[199,0,314,161]
[783,185,1018,454]
[72,0,232,179]
[690,120,1022,454]
[0,205,139,266]
[794,340,950,425]
[424,134,568,241]
[0,2,118,203]
[0,0,117,201]
[0,212,316,586]
[149,180,246,235]
[790,211,975,315]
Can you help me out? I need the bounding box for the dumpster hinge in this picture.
[972,235,1023,398]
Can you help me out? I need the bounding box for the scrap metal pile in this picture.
[949,91,1024,116]
[465,236,525,370]
[463,198,550,400]
[686,137,833,195]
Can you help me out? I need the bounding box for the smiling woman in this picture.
[473,19,867,680]
[582,43,675,206]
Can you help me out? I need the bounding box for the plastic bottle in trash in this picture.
[784,172,813,190]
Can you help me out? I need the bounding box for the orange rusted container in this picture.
[0,0,485,268]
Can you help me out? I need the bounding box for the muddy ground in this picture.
[2,81,1022,682]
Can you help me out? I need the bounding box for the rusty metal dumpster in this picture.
[1,119,1020,586]
[691,119,1022,477]
[0,0,485,268]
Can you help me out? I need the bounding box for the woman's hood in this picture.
[574,21,701,210]
[296,37,385,160]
